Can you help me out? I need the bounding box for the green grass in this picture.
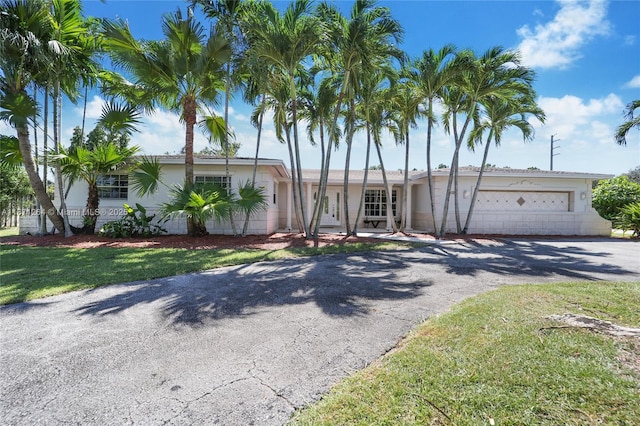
[0,227,19,237]
[0,241,406,305]
[291,281,640,425]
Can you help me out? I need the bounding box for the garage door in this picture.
[476,191,570,212]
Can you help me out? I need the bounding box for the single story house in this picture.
[20,155,613,236]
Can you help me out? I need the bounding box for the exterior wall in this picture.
[19,163,280,235]
[412,174,611,236]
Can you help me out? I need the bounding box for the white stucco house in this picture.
[20,155,613,236]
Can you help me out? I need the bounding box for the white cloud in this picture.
[74,95,105,120]
[516,0,611,69]
[624,75,640,89]
[624,35,636,46]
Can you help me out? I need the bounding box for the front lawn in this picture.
[0,242,404,305]
[291,281,640,425]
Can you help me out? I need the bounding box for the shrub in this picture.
[615,202,640,238]
[99,203,166,238]
[592,176,640,220]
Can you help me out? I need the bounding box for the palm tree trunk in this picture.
[313,88,345,245]
[285,126,303,232]
[353,123,372,236]
[343,99,356,235]
[53,82,72,236]
[309,120,326,235]
[426,101,438,236]
[400,127,409,232]
[224,61,238,236]
[32,84,41,229]
[41,90,49,234]
[439,112,473,237]
[462,132,493,234]
[16,125,65,233]
[243,94,266,236]
[291,95,310,238]
[184,97,198,236]
[454,156,461,232]
[374,135,397,233]
[85,183,100,234]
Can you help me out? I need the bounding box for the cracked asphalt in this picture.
[1,238,639,425]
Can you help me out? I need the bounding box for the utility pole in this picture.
[550,134,560,170]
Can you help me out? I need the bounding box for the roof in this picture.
[146,155,290,178]
[413,167,613,181]
[301,169,422,185]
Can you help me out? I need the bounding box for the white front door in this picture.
[319,189,341,227]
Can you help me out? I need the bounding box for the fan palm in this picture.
[162,183,233,237]
[57,142,140,234]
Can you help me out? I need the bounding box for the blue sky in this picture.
[9,0,639,175]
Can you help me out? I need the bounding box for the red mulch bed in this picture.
[0,232,386,250]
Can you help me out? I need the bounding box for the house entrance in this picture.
[318,190,341,227]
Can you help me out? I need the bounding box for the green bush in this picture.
[99,203,166,238]
[615,202,640,238]
[592,176,640,220]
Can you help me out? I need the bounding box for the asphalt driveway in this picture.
[1,238,638,425]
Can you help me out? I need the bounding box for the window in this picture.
[364,189,397,217]
[194,175,231,191]
[97,174,128,199]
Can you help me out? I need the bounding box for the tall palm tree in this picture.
[316,0,403,236]
[103,8,230,235]
[615,99,640,146]
[0,0,66,233]
[462,94,545,233]
[299,76,341,235]
[440,47,533,236]
[392,75,422,231]
[246,0,324,238]
[352,65,396,234]
[412,44,461,235]
[196,0,250,235]
[47,0,99,236]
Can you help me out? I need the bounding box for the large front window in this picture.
[194,175,231,192]
[97,174,128,199]
[364,189,396,217]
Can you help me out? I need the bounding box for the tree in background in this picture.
[615,100,639,146]
[623,165,640,184]
[592,175,640,221]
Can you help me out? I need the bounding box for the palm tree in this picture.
[352,65,396,234]
[57,142,140,234]
[103,8,230,235]
[195,0,251,236]
[412,44,461,235]
[615,99,640,146]
[462,94,545,233]
[440,47,534,236]
[316,0,403,236]
[392,75,422,231]
[247,0,324,238]
[44,0,100,236]
[0,0,66,234]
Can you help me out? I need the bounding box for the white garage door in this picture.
[476,191,570,212]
